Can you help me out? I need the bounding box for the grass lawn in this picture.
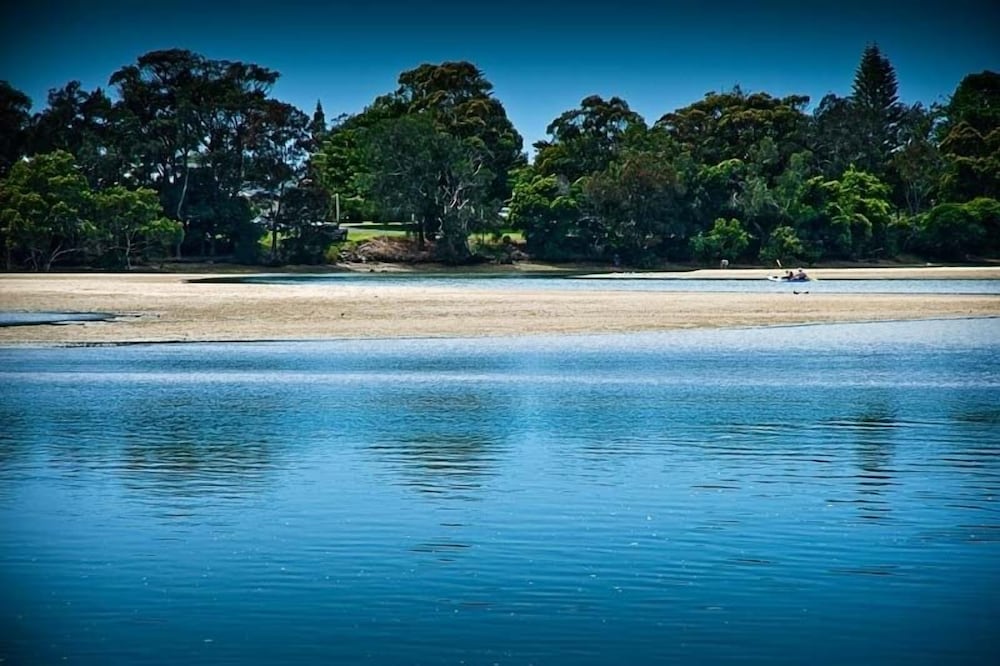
[342,222,413,241]
[342,222,525,245]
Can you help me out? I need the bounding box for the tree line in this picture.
[1,45,997,270]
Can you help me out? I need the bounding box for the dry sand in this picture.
[1,268,998,344]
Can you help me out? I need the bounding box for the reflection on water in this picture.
[1,318,999,665]
[370,433,503,497]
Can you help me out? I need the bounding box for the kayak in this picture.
[767,275,811,282]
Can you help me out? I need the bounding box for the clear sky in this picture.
[2,0,998,151]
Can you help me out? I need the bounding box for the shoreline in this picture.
[1,268,998,345]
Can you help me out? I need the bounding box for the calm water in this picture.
[0,312,114,327]
[1,319,999,665]
[226,273,1000,294]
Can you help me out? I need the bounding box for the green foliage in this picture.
[849,44,904,176]
[583,150,685,265]
[915,203,985,260]
[353,113,492,263]
[0,81,32,177]
[507,169,585,260]
[892,104,944,215]
[0,150,176,270]
[92,185,180,268]
[790,168,893,260]
[0,150,94,270]
[963,197,1000,254]
[109,49,288,258]
[2,48,995,270]
[535,96,645,182]
[826,167,893,259]
[759,225,807,266]
[691,218,750,263]
[938,71,1000,201]
[656,87,810,178]
[390,61,524,204]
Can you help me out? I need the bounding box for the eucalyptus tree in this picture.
[315,62,520,257]
[534,95,645,182]
[656,87,810,179]
[653,87,813,254]
[27,81,118,187]
[109,50,204,199]
[356,113,492,263]
[583,150,686,265]
[390,61,524,205]
[243,100,317,261]
[809,93,863,178]
[938,70,1000,201]
[892,103,945,215]
[0,81,32,177]
[109,49,282,258]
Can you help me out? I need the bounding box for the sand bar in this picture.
[1,269,998,344]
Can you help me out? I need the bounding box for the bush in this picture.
[690,217,750,263]
[963,197,1000,255]
[916,203,985,260]
[759,226,808,265]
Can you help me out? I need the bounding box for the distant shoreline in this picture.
[571,266,1000,280]
[26,261,1000,281]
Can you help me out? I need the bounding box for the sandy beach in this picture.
[1,267,998,344]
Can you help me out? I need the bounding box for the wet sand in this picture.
[1,269,997,344]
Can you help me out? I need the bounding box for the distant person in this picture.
[795,268,808,280]
[720,259,729,269]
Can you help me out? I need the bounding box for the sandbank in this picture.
[1,268,997,344]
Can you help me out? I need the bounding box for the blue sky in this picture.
[2,0,997,151]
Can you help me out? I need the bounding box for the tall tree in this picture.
[308,100,327,150]
[0,81,32,177]
[892,103,944,215]
[28,82,116,187]
[849,44,905,177]
[810,93,863,178]
[938,70,1000,201]
[656,87,810,179]
[357,113,491,263]
[583,150,685,264]
[244,100,314,261]
[390,61,524,205]
[535,95,645,182]
[109,49,283,258]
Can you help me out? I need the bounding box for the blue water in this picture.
[223,273,1000,294]
[1,319,999,665]
[0,311,114,327]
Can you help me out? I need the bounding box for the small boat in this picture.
[767,274,811,282]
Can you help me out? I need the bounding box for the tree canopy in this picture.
[2,47,997,270]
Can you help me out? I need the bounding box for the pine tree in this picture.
[850,43,904,175]
[309,100,327,147]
